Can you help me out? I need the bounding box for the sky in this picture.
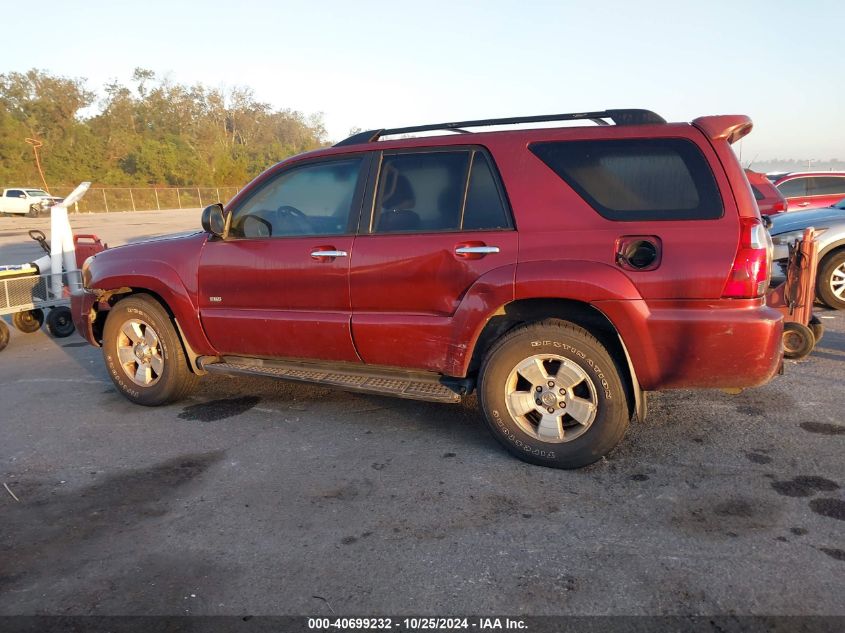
[3,0,843,161]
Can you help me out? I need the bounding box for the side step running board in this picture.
[198,356,467,404]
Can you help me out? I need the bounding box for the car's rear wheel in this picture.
[28,205,40,218]
[479,319,629,469]
[102,294,198,405]
[13,309,44,334]
[782,322,815,360]
[817,249,845,310]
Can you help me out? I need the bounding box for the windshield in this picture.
[25,189,48,196]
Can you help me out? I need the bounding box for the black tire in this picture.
[46,307,75,338]
[479,319,629,469]
[0,320,9,352]
[102,294,198,406]
[12,309,44,333]
[28,205,40,218]
[809,315,824,344]
[782,322,815,359]
[817,249,845,310]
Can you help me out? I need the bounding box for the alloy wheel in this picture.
[504,354,598,443]
[116,318,164,386]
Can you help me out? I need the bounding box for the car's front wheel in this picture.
[27,205,41,218]
[479,319,629,469]
[102,294,198,405]
[817,249,845,310]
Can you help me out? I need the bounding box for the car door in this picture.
[4,189,28,214]
[808,176,845,209]
[777,176,812,210]
[197,154,370,361]
[350,147,518,372]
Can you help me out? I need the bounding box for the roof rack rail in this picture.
[334,108,666,147]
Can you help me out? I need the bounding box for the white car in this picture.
[0,188,63,217]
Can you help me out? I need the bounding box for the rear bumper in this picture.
[599,298,784,390]
[71,289,100,346]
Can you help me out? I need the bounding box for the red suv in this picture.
[772,171,845,211]
[745,169,787,215]
[73,109,783,469]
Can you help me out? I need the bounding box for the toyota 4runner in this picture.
[73,109,783,469]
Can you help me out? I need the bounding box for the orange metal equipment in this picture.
[766,227,823,360]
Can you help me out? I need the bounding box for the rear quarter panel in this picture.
[484,125,741,301]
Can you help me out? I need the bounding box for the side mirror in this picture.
[201,203,230,239]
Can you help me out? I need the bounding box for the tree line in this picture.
[0,68,328,189]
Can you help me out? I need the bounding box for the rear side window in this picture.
[777,178,807,197]
[809,176,845,196]
[372,149,510,233]
[529,138,723,221]
[750,185,765,201]
[463,153,510,230]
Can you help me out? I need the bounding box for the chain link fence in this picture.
[48,186,241,213]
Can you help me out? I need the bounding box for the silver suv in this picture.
[768,199,845,309]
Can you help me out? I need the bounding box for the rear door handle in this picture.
[798,202,811,207]
[310,248,348,259]
[455,245,500,255]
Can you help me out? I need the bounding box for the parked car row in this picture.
[767,199,845,310]
[743,169,845,215]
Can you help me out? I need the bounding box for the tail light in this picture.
[722,217,772,298]
[770,199,787,213]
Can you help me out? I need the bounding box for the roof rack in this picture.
[334,109,666,147]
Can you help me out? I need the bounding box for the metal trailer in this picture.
[0,183,103,352]
[0,267,81,350]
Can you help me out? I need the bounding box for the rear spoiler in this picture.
[692,115,753,145]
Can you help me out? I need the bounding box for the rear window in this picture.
[810,176,845,196]
[529,138,723,221]
[777,178,807,197]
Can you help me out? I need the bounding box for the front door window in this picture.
[229,158,364,239]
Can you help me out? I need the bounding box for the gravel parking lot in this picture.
[0,211,843,616]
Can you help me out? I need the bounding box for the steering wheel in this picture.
[276,205,307,219]
[28,229,51,254]
[274,205,313,234]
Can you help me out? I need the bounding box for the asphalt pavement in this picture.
[0,211,842,616]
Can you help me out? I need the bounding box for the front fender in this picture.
[87,258,216,357]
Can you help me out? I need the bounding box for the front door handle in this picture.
[455,245,500,257]
[311,248,348,260]
[798,202,811,207]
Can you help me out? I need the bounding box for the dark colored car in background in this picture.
[772,171,845,211]
[72,109,783,469]
[745,169,787,214]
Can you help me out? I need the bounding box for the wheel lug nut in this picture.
[536,399,542,405]
[559,388,565,395]
[560,401,566,408]
[547,407,555,413]
[535,386,542,392]
[548,381,555,387]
